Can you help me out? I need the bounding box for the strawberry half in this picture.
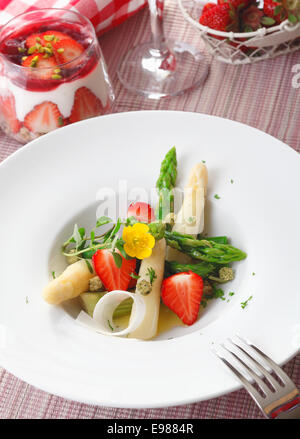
[25,33,44,48]
[161,271,204,326]
[22,54,58,80]
[54,38,84,65]
[69,87,104,124]
[43,31,72,42]
[0,93,21,134]
[92,249,136,292]
[24,101,64,134]
[127,202,155,223]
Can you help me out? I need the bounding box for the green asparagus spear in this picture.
[199,236,228,245]
[156,146,177,220]
[165,260,217,278]
[164,230,247,264]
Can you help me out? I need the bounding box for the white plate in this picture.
[0,111,300,408]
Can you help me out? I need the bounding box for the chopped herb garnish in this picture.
[25,296,29,304]
[28,45,37,55]
[107,320,114,331]
[51,271,56,279]
[147,267,157,285]
[57,48,64,54]
[130,272,140,280]
[229,291,235,296]
[202,160,206,163]
[230,179,234,184]
[214,194,221,199]
[252,272,256,276]
[241,295,253,309]
[44,34,55,41]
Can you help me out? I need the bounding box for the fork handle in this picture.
[273,397,300,419]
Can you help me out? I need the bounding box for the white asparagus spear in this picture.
[43,259,95,305]
[129,238,166,340]
[167,162,208,263]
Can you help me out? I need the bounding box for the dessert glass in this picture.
[0,8,114,144]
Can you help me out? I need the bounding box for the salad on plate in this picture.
[43,147,247,340]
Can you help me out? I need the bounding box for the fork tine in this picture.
[238,336,297,388]
[224,341,270,396]
[213,346,266,408]
[230,337,280,391]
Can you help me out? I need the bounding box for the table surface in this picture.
[1,1,300,419]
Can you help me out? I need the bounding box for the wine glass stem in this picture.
[148,0,168,52]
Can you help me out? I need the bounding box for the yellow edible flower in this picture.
[122,223,155,260]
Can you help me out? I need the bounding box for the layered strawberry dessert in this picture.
[0,10,114,143]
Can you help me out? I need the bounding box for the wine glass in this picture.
[117,0,209,99]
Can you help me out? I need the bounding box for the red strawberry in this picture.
[24,101,64,134]
[263,0,287,24]
[128,272,138,289]
[202,2,217,14]
[42,31,71,42]
[241,5,264,30]
[127,202,155,223]
[22,54,58,80]
[0,93,21,134]
[69,87,104,124]
[161,271,204,326]
[199,3,239,32]
[218,0,253,10]
[54,38,84,65]
[25,33,44,48]
[92,249,136,292]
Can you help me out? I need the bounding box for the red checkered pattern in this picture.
[0,0,147,35]
[0,0,300,419]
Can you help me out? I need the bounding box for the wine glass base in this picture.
[117,40,209,99]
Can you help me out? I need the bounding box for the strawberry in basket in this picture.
[199,3,239,34]
[263,0,288,24]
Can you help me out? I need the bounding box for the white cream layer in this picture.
[0,60,110,121]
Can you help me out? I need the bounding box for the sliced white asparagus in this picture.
[43,259,95,305]
[129,238,166,340]
[76,290,146,337]
[167,162,208,263]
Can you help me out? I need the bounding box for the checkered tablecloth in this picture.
[1,0,300,419]
[0,0,147,35]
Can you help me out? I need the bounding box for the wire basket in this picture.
[178,0,300,64]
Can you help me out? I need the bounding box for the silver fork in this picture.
[213,335,300,419]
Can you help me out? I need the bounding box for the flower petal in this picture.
[133,223,149,234]
[146,234,155,249]
[122,226,134,241]
[124,242,137,258]
[136,247,153,260]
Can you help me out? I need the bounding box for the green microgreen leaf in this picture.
[261,16,276,25]
[85,259,94,274]
[241,295,253,309]
[288,13,297,23]
[130,272,140,280]
[96,216,112,227]
[112,251,123,268]
[214,194,221,200]
[147,267,157,285]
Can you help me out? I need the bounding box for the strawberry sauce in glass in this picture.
[0,8,114,143]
